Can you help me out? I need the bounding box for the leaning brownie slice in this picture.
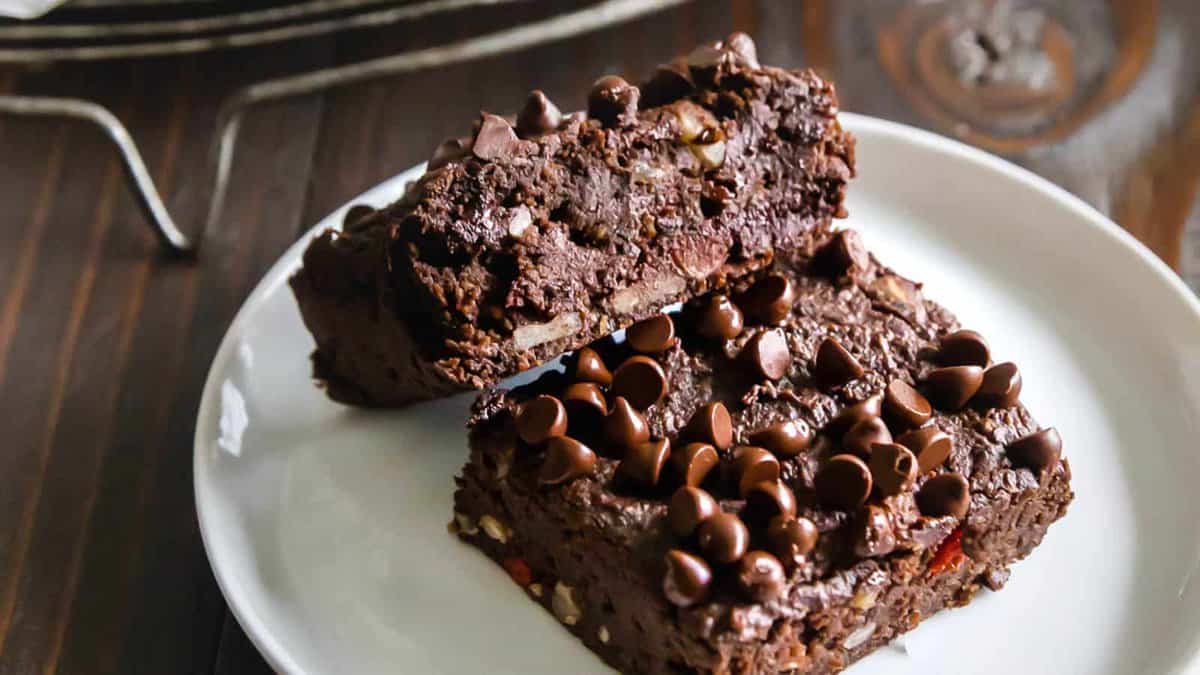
[290,33,854,406]
[453,228,1072,674]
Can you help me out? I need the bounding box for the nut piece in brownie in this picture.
[453,228,1072,674]
[290,33,854,406]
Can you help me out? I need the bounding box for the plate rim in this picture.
[193,112,1200,675]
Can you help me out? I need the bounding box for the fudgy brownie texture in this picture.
[453,227,1072,674]
[290,33,854,406]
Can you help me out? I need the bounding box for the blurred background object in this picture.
[0,1,1196,673]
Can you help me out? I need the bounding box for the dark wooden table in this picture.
[1,1,1196,672]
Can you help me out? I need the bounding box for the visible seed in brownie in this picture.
[976,362,1022,408]
[925,366,985,410]
[736,551,785,602]
[552,581,584,625]
[626,314,677,354]
[938,329,991,367]
[815,454,873,510]
[479,514,512,543]
[747,420,812,458]
[427,136,470,171]
[604,396,650,452]
[611,356,668,410]
[671,442,719,488]
[883,380,932,430]
[563,382,608,434]
[818,229,870,277]
[741,275,796,325]
[570,346,612,386]
[741,329,791,381]
[896,426,953,474]
[472,113,523,161]
[690,137,726,171]
[825,394,883,438]
[696,512,750,564]
[868,443,918,497]
[516,395,568,445]
[515,89,562,138]
[618,438,671,487]
[640,60,694,107]
[683,401,733,450]
[694,294,744,341]
[663,549,713,607]
[743,480,798,525]
[842,417,892,459]
[813,337,864,389]
[916,473,971,518]
[729,446,781,497]
[587,75,639,127]
[766,515,818,568]
[668,486,718,537]
[539,436,597,485]
[1005,427,1062,476]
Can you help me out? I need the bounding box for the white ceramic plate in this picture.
[195,114,1200,675]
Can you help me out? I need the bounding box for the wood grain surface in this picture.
[0,1,1196,673]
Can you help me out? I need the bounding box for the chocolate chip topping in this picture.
[977,362,1022,408]
[853,504,898,558]
[938,329,991,367]
[748,420,812,458]
[743,480,798,524]
[640,61,695,108]
[916,472,970,518]
[868,443,918,497]
[815,454,873,510]
[842,417,892,459]
[696,512,750,564]
[611,355,668,410]
[618,438,671,487]
[819,229,870,276]
[826,394,884,438]
[742,329,791,381]
[883,379,932,430]
[766,515,818,568]
[516,395,568,445]
[813,337,864,389]
[684,402,733,450]
[472,113,522,161]
[604,396,650,451]
[515,89,562,138]
[723,32,760,69]
[626,314,676,354]
[571,347,612,386]
[671,442,719,487]
[668,486,718,537]
[686,32,760,84]
[587,75,639,126]
[663,549,713,608]
[563,381,607,420]
[736,551,785,603]
[1006,428,1062,475]
[729,446,781,497]
[343,204,374,230]
[539,436,597,485]
[896,426,953,473]
[427,136,470,171]
[694,294,744,341]
[741,275,796,324]
[925,366,985,410]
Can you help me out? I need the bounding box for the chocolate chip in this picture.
[342,204,374,230]
[741,329,790,381]
[472,114,522,160]
[814,337,863,389]
[736,551,785,603]
[748,420,812,458]
[641,61,694,107]
[729,446,781,497]
[925,366,984,410]
[516,395,568,445]
[976,362,1022,408]
[842,417,892,459]
[685,41,726,74]
[626,314,676,353]
[618,438,671,487]
[587,75,639,126]
[694,294,744,341]
[825,394,884,438]
[604,396,650,451]
[815,454,873,510]
[696,512,750,564]
[684,402,733,450]
[741,275,796,324]
[819,229,870,276]
[896,426,953,473]
[767,515,818,568]
[539,436,597,485]
[668,486,718,537]
[869,443,918,497]
[916,473,970,518]
[853,504,898,558]
[883,380,932,430]
[724,32,760,69]
[1006,427,1062,476]
[938,329,990,367]
[611,355,668,410]
[743,480,797,524]
[563,381,607,419]
[570,347,612,386]
[663,549,712,607]
[515,89,562,138]
[428,136,471,170]
[671,442,719,487]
